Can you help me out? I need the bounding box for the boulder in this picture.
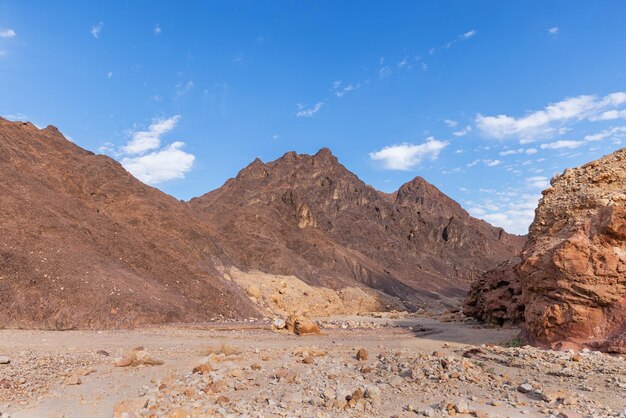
[519,152,626,351]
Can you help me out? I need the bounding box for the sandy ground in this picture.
[0,316,624,417]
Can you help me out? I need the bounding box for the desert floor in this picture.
[0,315,624,418]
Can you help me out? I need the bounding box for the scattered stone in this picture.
[113,397,148,418]
[65,374,82,385]
[518,383,533,393]
[272,318,286,329]
[356,348,369,361]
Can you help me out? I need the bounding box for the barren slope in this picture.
[0,118,257,329]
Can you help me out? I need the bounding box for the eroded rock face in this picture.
[520,150,626,352]
[463,259,524,326]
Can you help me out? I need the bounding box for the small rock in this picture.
[356,348,369,361]
[272,318,286,329]
[65,374,82,385]
[518,383,533,393]
[113,396,148,418]
[0,357,10,365]
[364,385,381,400]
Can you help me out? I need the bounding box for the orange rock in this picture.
[192,362,212,374]
[113,397,148,418]
[294,319,321,336]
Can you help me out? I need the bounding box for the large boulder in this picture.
[463,259,524,326]
[519,150,626,352]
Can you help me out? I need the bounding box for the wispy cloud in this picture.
[539,140,583,150]
[378,66,392,78]
[476,92,626,141]
[584,126,626,141]
[498,148,538,156]
[548,27,559,35]
[296,102,324,118]
[369,137,448,170]
[0,29,16,38]
[91,22,104,39]
[467,159,501,167]
[174,81,194,99]
[444,119,458,127]
[453,125,472,137]
[154,24,162,35]
[467,191,541,235]
[430,29,478,54]
[331,81,358,97]
[527,176,550,188]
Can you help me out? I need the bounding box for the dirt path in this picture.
[0,317,624,417]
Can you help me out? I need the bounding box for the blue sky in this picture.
[1,1,626,234]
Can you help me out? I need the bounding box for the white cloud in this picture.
[485,159,501,167]
[123,115,181,154]
[463,30,477,39]
[584,126,626,141]
[453,125,472,137]
[548,27,559,35]
[91,22,103,39]
[331,81,358,98]
[106,71,113,79]
[467,192,541,235]
[398,57,410,69]
[444,119,458,127]
[122,142,195,184]
[112,115,195,185]
[369,137,448,170]
[430,29,478,54]
[498,148,539,156]
[0,29,16,38]
[592,109,626,121]
[527,176,550,188]
[467,159,501,167]
[154,24,161,35]
[379,66,392,78]
[174,81,194,99]
[539,140,583,150]
[296,102,324,118]
[476,92,626,140]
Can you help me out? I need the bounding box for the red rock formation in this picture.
[0,118,258,329]
[520,150,626,352]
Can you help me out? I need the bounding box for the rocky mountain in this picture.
[465,148,626,353]
[0,117,524,329]
[0,118,258,329]
[190,148,524,310]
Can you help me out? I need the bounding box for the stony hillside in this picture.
[190,149,524,310]
[0,118,258,329]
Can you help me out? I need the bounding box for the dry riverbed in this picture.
[0,316,624,417]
